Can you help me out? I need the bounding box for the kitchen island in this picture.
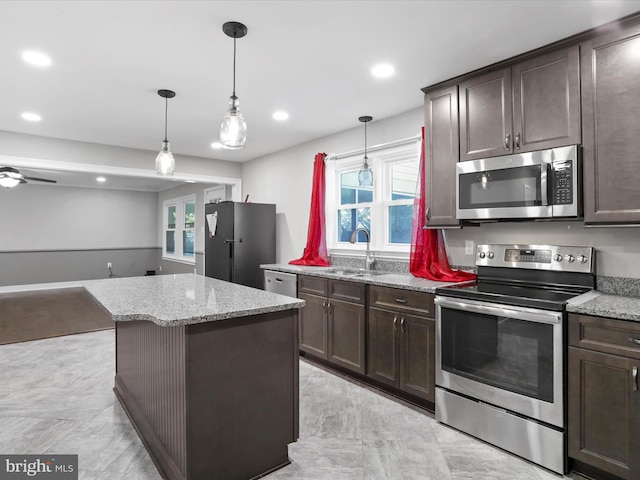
[84,273,305,480]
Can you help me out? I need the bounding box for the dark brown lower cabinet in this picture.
[568,314,640,480]
[298,275,365,374]
[367,286,435,402]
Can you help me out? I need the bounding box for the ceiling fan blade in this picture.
[23,176,57,184]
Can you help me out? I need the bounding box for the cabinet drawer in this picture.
[298,275,328,296]
[568,314,640,360]
[369,286,435,318]
[329,280,366,304]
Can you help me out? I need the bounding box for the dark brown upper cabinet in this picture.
[459,45,581,161]
[581,21,640,224]
[423,84,460,227]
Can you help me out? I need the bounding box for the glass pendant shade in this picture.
[358,157,373,187]
[156,140,175,175]
[220,95,247,150]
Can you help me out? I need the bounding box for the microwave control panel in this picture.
[551,161,573,205]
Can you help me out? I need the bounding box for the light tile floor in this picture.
[0,330,588,480]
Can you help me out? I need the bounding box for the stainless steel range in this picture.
[434,244,595,474]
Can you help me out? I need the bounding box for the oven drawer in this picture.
[568,314,640,360]
[369,286,434,317]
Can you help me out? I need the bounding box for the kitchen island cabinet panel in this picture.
[581,21,640,224]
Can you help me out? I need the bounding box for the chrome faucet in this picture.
[350,226,376,271]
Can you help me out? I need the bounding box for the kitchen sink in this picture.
[324,268,386,277]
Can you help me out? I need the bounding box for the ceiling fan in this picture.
[0,166,57,188]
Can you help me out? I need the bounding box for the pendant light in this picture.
[358,116,373,187]
[220,21,248,150]
[155,89,176,175]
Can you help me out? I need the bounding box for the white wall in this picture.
[0,184,157,250]
[241,107,424,263]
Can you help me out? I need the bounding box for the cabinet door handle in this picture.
[633,366,638,392]
[505,134,511,151]
[322,301,327,313]
[327,302,332,315]
[629,337,640,346]
[425,207,431,222]
[514,133,521,150]
[401,317,406,333]
[395,298,408,304]
[393,316,398,332]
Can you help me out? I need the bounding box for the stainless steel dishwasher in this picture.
[264,270,297,298]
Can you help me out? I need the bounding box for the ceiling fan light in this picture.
[0,176,21,188]
[156,140,175,176]
[220,96,247,150]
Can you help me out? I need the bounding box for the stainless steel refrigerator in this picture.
[204,201,276,289]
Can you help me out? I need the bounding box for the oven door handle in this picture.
[434,297,562,325]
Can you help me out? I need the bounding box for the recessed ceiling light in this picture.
[371,63,395,78]
[96,176,106,183]
[273,111,289,121]
[211,142,223,149]
[21,112,42,122]
[22,51,52,67]
[185,180,196,183]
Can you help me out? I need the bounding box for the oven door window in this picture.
[440,306,554,402]
[459,165,542,210]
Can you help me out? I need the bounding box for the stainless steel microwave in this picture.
[456,145,580,220]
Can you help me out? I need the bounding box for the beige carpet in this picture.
[0,287,113,345]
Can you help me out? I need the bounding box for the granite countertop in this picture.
[261,264,469,293]
[567,290,640,323]
[0,274,305,327]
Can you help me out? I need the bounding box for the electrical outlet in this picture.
[464,240,475,256]
[158,265,162,272]
[107,262,112,269]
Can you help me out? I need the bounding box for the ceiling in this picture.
[1,0,640,190]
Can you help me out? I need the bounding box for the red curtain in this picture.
[410,128,476,282]
[289,152,331,266]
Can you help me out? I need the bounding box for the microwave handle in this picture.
[540,163,549,206]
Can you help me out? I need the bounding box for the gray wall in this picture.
[0,184,159,286]
[242,107,640,280]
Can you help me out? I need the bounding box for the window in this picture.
[326,139,420,257]
[163,195,196,263]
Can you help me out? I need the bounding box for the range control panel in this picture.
[476,244,594,273]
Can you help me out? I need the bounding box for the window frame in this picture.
[326,139,421,259]
[162,194,197,265]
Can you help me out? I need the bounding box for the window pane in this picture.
[391,161,419,200]
[338,207,370,242]
[166,231,175,254]
[167,206,176,229]
[183,230,195,257]
[340,171,372,204]
[389,205,414,244]
[184,202,195,228]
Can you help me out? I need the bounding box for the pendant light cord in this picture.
[364,121,368,160]
[232,36,237,97]
[164,96,169,142]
